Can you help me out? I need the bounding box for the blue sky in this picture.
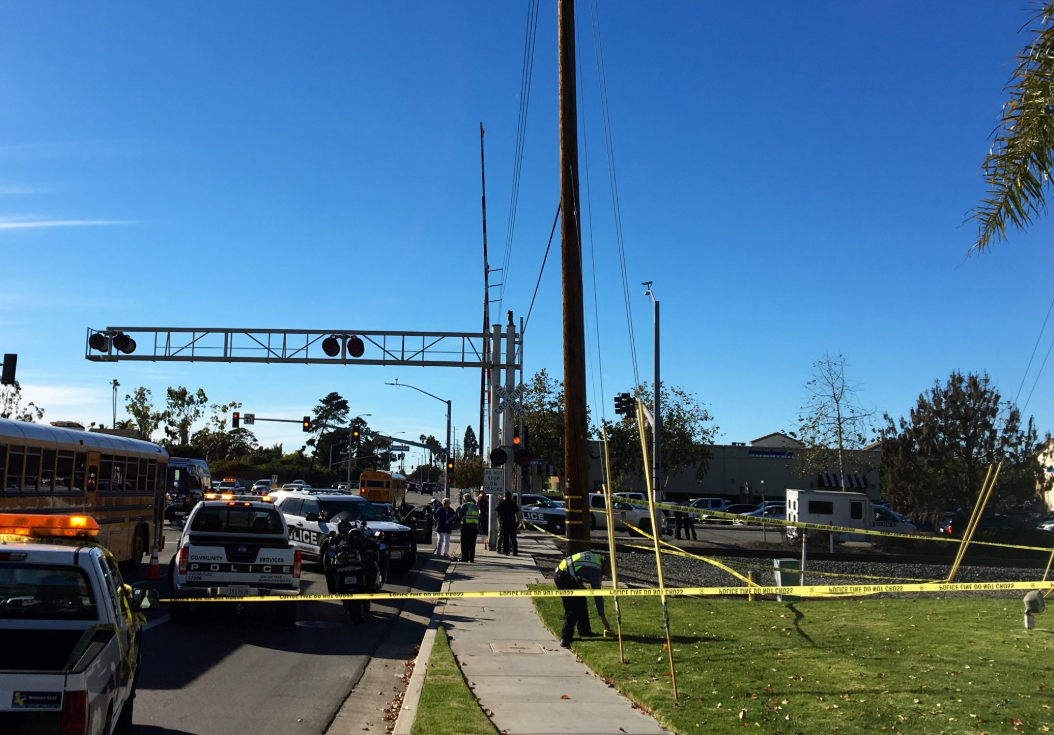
[2,1,1052,461]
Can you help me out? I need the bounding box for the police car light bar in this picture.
[0,513,100,538]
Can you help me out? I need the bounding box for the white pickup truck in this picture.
[0,513,160,735]
[169,498,301,624]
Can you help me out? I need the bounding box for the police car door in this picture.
[278,497,309,555]
[296,497,327,558]
[97,553,136,703]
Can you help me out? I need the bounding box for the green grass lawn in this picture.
[412,625,495,735]
[532,589,1054,735]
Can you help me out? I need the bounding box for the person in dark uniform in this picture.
[476,490,489,536]
[496,491,520,556]
[553,550,611,648]
[682,508,698,540]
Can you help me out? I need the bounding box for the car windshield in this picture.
[319,499,381,522]
[191,506,284,533]
[0,565,98,620]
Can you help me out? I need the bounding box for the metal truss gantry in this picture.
[84,327,522,370]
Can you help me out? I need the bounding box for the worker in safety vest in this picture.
[553,550,611,648]
[457,492,481,563]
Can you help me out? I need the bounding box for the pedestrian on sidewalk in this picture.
[457,492,480,562]
[434,498,456,557]
[683,509,698,541]
[476,489,489,536]
[496,491,520,556]
[553,550,611,648]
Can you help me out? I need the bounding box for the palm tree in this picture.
[973,3,1054,253]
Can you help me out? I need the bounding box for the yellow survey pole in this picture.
[946,463,1001,582]
[636,399,677,698]
[600,426,625,664]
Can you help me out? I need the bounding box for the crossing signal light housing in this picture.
[232,412,240,429]
[513,426,521,446]
[302,416,311,432]
[514,448,531,468]
[1,354,15,386]
[489,447,508,466]
[614,392,633,415]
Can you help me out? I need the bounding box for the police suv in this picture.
[169,496,301,624]
[520,504,598,536]
[270,491,417,575]
[0,513,160,735]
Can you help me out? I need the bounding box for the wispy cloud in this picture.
[0,217,133,229]
[0,185,41,196]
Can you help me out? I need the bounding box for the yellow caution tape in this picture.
[618,498,1054,553]
[162,578,1054,604]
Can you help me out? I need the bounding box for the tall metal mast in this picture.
[480,122,491,460]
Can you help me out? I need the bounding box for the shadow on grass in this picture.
[786,602,816,645]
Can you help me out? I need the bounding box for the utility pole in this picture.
[479,122,490,471]
[558,0,590,555]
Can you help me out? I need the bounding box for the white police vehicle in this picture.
[0,513,160,735]
[270,491,417,575]
[520,504,598,536]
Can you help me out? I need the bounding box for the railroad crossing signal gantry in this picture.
[84,327,521,370]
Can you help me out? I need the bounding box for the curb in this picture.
[392,563,456,735]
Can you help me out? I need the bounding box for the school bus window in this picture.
[41,448,56,492]
[146,459,156,492]
[114,456,127,491]
[56,450,73,492]
[73,452,86,493]
[137,458,148,492]
[99,455,113,492]
[125,457,138,492]
[5,446,23,492]
[23,446,41,492]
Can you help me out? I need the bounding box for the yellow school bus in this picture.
[358,470,407,507]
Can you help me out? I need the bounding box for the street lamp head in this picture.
[642,280,654,299]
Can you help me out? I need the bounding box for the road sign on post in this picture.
[483,468,504,494]
[244,413,255,425]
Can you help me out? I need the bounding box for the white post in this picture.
[504,315,516,501]
[488,323,503,549]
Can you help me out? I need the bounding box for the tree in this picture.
[190,400,258,462]
[879,371,1050,520]
[0,382,43,422]
[308,392,350,471]
[602,382,718,487]
[463,425,479,458]
[163,387,209,446]
[453,453,483,490]
[972,3,1054,253]
[125,387,163,441]
[789,353,876,484]
[521,369,573,473]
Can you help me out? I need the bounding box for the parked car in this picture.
[252,479,274,495]
[734,506,786,526]
[521,493,565,508]
[687,497,733,522]
[703,503,759,523]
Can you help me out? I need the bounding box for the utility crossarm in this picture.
[84,327,521,369]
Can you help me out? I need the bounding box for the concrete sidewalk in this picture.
[438,533,667,735]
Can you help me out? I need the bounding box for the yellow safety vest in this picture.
[557,551,602,583]
[463,504,480,525]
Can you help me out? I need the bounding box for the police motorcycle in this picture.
[324,517,387,624]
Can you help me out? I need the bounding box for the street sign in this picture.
[391,444,410,451]
[483,468,504,494]
[271,474,278,484]
[244,413,255,425]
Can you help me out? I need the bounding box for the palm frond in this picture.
[972,3,1054,253]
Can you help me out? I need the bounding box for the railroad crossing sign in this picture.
[494,383,527,417]
[243,413,255,425]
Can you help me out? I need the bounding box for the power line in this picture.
[589,0,639,387]
[1022,330,1054,415]
[1015,287,1054,406]
[523,203,561,334]
[494,0,540,319]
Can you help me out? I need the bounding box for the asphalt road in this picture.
[122,502,441,735]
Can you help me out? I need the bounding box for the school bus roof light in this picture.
[0,513,100,538]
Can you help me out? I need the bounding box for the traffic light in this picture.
[352,428,361,445]
[302,416,311,432]
[0,354,15,386]
[514,424,530,467]
[446,457,455,479]
[614,392,633,415]
[512,426,521,446]
[232,412,240,429]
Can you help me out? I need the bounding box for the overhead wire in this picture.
[1023,330,1054,414]
[588,0,639,388]
[1015,288,1054,406]
[522,203,561,335]
[495,0,541,319]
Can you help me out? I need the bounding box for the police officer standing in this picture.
[553,550,611,648]
[496,491,520,556]
[457,492,480,562]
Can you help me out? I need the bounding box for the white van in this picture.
[785,489,916,543]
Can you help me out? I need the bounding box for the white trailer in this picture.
[784,489,872,542]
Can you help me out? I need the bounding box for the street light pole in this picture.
[643,282,661,502]
[385,380,453,499]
